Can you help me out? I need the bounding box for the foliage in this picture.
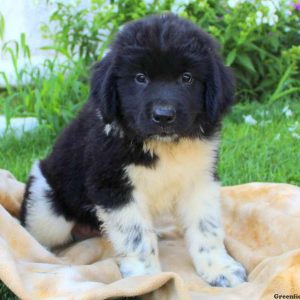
[0,0,299,133]
[0,282,18,300]
[0,12,5,40]
[42,0,300,102]
[0,32,89,132]
[180,0,300,101]
[41,0,176,65]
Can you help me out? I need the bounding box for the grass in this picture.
[220,98,300,185]
[0,98,299,298]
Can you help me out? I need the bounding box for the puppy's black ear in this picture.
[90,54,118,123]
[205,56,235,123]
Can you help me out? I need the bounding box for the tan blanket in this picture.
[1,169,300,299]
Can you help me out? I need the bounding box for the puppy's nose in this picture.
[152,105,176,125]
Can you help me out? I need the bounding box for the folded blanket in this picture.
[1,169,300,299]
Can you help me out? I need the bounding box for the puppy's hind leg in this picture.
[21,161,74,248]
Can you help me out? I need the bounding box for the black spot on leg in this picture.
[206,218,218,229]
[199,246,217,254]
[125,224,143,251]
[210,275,231,287]
[199,220,206,233]
[199,218,219,236]
[132,232,142,249]
[234,269,247,282]
[116,222,127,234]
[199,247,209,253]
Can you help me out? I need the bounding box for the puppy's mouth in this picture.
[151,134,179,142]
[147,130,179,142]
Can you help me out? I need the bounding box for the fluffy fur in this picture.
[21,14,247,287]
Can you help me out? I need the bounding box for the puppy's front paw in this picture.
[119,257,161,278]
[197,251,247,287]
[206,261,247,287]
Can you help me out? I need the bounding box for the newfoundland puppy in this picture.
[21,14,247,287]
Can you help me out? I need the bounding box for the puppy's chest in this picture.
[126,139,217,214]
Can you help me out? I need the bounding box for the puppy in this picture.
[21,14,247,287]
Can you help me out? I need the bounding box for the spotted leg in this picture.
[96,199,161,278]
[177,181,247,287]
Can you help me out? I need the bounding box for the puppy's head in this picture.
[91,14,234,141]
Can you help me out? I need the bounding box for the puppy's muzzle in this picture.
[152,105,176,126]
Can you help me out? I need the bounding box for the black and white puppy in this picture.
[21,14,247,287]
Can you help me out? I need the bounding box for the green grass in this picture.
[0,98,299,298]
[0,127,56,182]
[220,99,300,185]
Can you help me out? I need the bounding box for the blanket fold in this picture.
[1,169,300,299]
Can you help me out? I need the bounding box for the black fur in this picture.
[21,14,234,231]
[20,175,35,226]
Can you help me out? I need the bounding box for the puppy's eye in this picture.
[135,73,148,84]
[181,72,193,84]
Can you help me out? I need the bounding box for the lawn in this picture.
[0,98,299,298]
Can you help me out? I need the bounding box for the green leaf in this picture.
[225,49,237,66]
[237,54,256,73]
[0,13,5,40]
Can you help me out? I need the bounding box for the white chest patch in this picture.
[125,138,219,215]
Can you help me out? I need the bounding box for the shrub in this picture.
[43,0,299,102]
[0,0,299,133]
[0,34,89,132]
[180,0,300,101]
